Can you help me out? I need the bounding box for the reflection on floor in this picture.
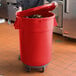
[0,23,76,76]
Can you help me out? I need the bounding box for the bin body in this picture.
[14,3,57,67]
[19,17,54,66]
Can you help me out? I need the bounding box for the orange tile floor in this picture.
[0,23,76,76]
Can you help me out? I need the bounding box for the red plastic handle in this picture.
[14,16,22,29]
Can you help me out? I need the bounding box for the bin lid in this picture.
[17,3,56,17]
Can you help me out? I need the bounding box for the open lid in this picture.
[17,3,57,17]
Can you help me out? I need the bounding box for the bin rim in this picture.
[17,12,55,20]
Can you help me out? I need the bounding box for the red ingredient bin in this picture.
[14,3,57,72]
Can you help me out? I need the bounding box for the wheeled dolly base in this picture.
[18,55,45,72]
[24,65,45,72]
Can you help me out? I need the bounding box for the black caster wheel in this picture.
[25,66,31,72]
[25,67,31,72]
[40,67,45,73]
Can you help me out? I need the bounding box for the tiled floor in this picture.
[0,23,76,76]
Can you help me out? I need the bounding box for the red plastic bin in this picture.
[14,3,57,72]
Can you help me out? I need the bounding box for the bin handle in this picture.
[14,16,22,29]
